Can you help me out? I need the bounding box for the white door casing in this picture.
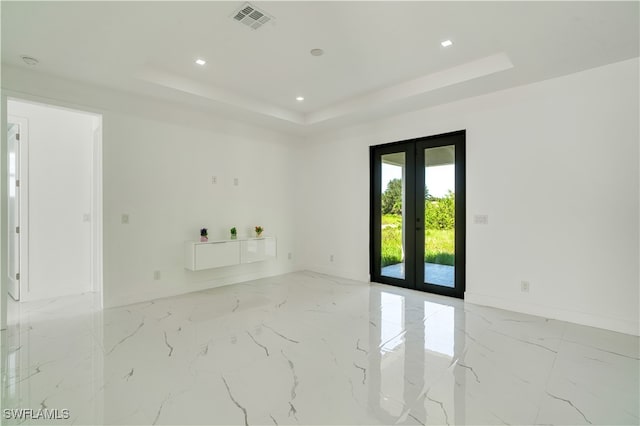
[7,121,20,300]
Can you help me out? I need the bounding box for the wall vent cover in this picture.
[231,3,274,30]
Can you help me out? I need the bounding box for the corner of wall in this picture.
[465,291,640,337]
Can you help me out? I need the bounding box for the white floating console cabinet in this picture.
[240,238,277,264]
[184,237,276,271]
[185,240,240,271]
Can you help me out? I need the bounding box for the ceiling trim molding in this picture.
[135,53,513,127]
[306,52,514,125]
[135,66,306,125]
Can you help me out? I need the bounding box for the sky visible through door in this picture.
[382,163,454,197]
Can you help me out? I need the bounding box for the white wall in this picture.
[8,100,95,301]
[2,67,299,308]
[297,58,640,336]
[102,112,297,307]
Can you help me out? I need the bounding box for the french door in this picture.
[370,131,465,298]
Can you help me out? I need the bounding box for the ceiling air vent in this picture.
[231,3,274,30]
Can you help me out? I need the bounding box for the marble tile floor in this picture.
[1,271,638,425]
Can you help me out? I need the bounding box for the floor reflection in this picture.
[368,288,467,425]
[378,292,405,416]
[424,301,454,358]
[2,293,105,425]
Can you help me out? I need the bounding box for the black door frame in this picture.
[370,130,466,299]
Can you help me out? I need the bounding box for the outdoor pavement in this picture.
[381,262,454,288]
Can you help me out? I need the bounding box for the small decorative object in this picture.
[255,226,264,238]
[230,227,237,239]
[200,228,208,242]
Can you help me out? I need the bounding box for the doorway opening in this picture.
[370,131,465,298]
[6,98,103,319]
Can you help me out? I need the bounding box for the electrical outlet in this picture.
[212,176,217,184]
[288,252,292,260]
[330,254,334,262]
[121,214,129,224]
[521,281,530,293]
[234,177,239,186]
[154,270,161,280]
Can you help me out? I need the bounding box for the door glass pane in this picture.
[424,146,455,287]
[381,153,405,279]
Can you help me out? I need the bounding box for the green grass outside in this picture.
[381,215,454,267]
[381,226,404,267]
[425,229,455,266]
[382,214,403,226]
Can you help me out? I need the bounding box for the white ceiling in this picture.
[2,1,638,134]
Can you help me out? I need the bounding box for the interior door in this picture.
[371,131,465,298]
[8,122,20,300]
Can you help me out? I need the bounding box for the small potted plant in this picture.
[230,227,237,239]
[200,228,208,242]
[255,226,264,238]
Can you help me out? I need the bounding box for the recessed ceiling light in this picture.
[296,96,304,101]
[441,40,453,48]
[21,55,39,66]
[195,58,206,66]
[310,48,324,57]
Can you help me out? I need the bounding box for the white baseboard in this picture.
[302,264,370,284]
[465,291,639,336]
[105,268,296,309]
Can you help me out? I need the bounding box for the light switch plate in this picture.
[474,214,489,225]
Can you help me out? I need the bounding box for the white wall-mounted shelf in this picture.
[184,236,276,271]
